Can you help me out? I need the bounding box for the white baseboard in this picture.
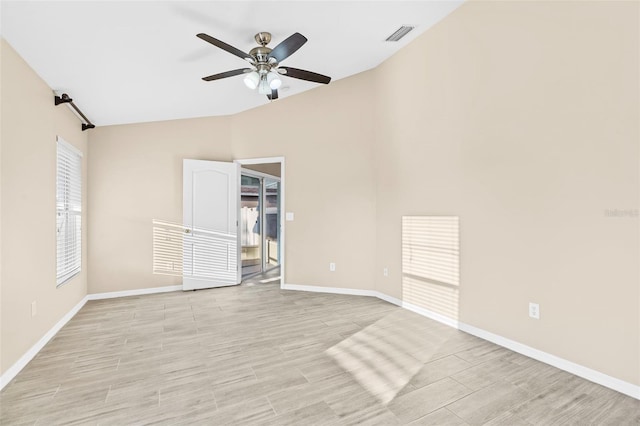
[0,295,88,391]
[283,283,640,400]
[281,285,406,310]
[281,283,377,297]
[457,322,640,400]
[402,301,460,329]
[371,291,403,307]
[87,285,182,300]
[281,284,406,309]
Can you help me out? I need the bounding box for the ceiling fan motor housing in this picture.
[250,32,279,69]
[249,46,274,67]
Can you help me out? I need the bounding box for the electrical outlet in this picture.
[383,267,389,277]
[31,301,37,317]
[329,262,336,272]
[529,302,540,319]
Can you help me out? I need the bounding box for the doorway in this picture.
[238,159,283,279]
[178,157,285,290]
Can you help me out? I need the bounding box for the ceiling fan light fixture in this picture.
[267,71,282,90]
[243,71,260,89]
[258,76,271,95]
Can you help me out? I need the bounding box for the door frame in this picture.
[235,157,285,287]
[240,168,281,275]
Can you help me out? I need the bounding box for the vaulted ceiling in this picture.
[1,1,463,126]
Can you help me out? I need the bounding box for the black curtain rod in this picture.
[54,93,95,131]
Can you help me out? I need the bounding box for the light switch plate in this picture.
[286,212,294,221]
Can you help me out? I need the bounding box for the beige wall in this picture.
[88,117,232,294]
[231,74,377,289]
[0,39,89,375]
[373,1,639,386]
[88,72,377,293]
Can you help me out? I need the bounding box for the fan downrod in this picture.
[250,32,274,63]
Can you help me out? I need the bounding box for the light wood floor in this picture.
[1,278,638,425]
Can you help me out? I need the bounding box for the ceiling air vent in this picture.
[385,26,415,42]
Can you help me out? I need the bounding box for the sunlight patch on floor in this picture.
[326,313,426,404]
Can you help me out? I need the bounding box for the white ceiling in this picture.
[1,1,463,126]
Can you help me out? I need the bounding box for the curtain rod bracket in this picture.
[54,92,95,131]
[54,94,73,105]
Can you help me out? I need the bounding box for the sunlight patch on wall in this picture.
[152,220,185,276]
[402,216,460,321]
[152,219,237,282]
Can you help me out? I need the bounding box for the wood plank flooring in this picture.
[1,279,638,425]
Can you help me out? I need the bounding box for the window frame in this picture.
[56,136,83,287]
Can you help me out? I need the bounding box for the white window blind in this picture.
[56,137,82,286]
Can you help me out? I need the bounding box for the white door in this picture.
[183,159,241,290]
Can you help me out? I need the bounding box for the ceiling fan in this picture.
[197,31,331,100]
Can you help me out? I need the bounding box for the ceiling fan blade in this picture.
[197,33,254,63]
[279,67,331,84]
[268,33,307,63]
[202,68,251,81]
[267,89,279,101]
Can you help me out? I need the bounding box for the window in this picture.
[56,137,82,286]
